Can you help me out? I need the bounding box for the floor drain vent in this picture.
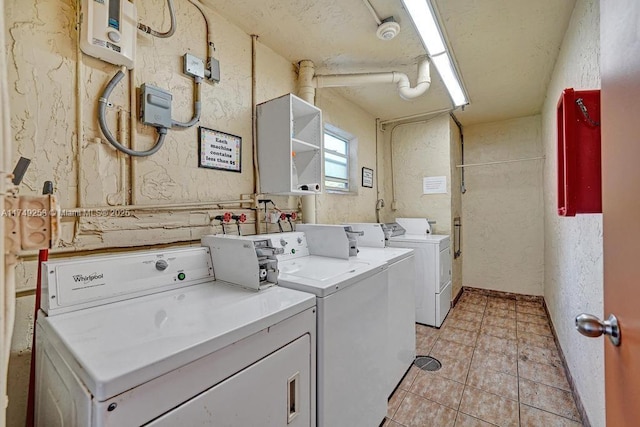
[414,356,442,372]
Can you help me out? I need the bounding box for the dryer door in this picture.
[148,334,311,426]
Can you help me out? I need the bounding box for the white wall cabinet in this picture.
[257,93,323,195]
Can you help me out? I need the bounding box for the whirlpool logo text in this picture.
[72,273,104,283]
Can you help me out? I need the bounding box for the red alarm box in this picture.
[557,88,601,216]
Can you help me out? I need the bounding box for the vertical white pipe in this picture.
[76,1,84,208]
[298,60,316,105]
[251,35,261,234]
[297,60,317,224]
[0,0,13,421]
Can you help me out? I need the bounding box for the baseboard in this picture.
[542,301,591,427]
[452,286,463,307]
[460,285,543,303]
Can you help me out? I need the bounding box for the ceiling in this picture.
[201,0,577,125]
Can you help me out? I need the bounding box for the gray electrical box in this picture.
[140,84,173,128]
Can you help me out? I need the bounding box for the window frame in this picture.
[323,124,357,194]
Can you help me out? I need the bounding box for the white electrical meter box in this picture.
[81,0,137,69]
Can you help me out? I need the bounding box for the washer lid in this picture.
[356,247,414,265]
[277,255,386,297]
[389,233,450,244]
[38,281,315,401]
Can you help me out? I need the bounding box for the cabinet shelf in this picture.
[292,138,319,153]
[257,94,323,195]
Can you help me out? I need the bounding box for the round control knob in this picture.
[107,30,121,43]
[280,238,288,247]
[155,259,169,271]
[297,237,303,244]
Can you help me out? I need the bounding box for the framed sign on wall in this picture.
[198,127,242,173]
[362,167,374,188]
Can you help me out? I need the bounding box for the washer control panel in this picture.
[42,247,214,316]
[263,232,309,260]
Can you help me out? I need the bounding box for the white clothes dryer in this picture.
[387,218,452,327]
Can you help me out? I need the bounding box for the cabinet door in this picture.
[148,335,311,427]
[439,247,452,292]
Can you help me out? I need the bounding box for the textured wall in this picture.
[541,1,604,425]
[378,114,460,296]
[450,119,463,298]
[315,88,378,224]
[462,116,544,295]
[380,114,453,234]
[4,1,380,425]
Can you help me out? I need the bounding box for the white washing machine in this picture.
[35,246,316,426]
[220,229,389,427]
[387,218,452,327]
[344,223,416,398]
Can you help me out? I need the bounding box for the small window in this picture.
[324,127,353,191]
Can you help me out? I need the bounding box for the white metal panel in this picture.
[39,282,315,401]
[277,256,386,297]
[436,281,452,327]
[202,235,263,290]
[439,246,452,291]
[92,308,316,427]
[386,255,417,394]
[356,247,414,265]
[344,246,415,395]
[316,269,388,427]
[395,217,431,234]
[344,223,386,248]
[296,224,350,259]
[259,232,311,259]
[35,326,92,427]
[147,335,311,427]
[42,248,213,315]
[388,239,438,326]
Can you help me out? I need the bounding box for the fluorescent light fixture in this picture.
[402,0,469,107]
[402,0,445,55]
[431,53,467,107]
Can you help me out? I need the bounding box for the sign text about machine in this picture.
[198,127,242,172]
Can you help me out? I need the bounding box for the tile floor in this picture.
[384,292,583,427]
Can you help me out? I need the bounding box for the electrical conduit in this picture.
[137,0,177,38]
[188,0,216,76]
[99,70,168,157]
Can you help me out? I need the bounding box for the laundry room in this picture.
[2,0,632,426]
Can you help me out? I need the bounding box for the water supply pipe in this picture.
[297,60,318,224]
[314,57,431,100]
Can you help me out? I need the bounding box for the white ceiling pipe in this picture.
[313,58,431,100]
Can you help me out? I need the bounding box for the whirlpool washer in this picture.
[35,247,316,426]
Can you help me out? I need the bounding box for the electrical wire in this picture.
[98,70,168,157]
[171,77,202,128]
[137,0,176,38]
